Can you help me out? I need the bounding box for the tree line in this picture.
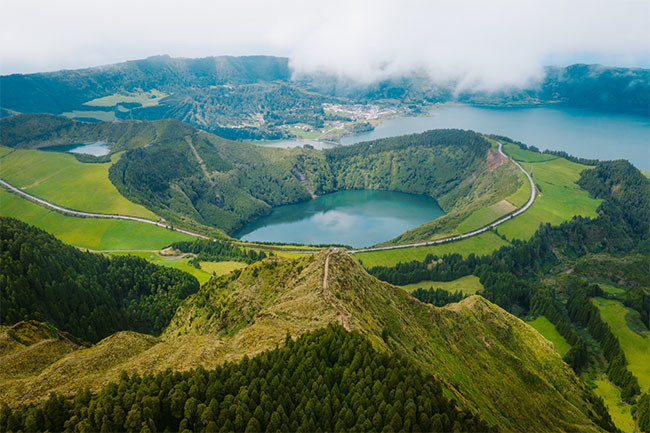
[170,239,269,267]
[0,217,199,342]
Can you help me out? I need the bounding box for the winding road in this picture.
[1,142,535,254]
[347,142,536,253]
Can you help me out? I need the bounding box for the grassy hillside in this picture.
[398,275,484,295]
[355,231,509,268]
[1,250,612,432]
[592,297,650,390]
[0,148,157,218]
[496,143,601,240]
[527,316,572,357]
[0,189,192,250]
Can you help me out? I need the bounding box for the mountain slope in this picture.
[1,250,612,432]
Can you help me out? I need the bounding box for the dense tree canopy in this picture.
[0,217,199,342]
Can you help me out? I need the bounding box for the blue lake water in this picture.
[341,105,650,170]
[235,190,445,247]
[41,141,110,156]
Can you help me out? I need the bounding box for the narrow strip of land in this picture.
[0,178,210,240]
[322,251,351,331]
[347,142,536,253]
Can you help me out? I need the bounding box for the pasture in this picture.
[593,297,650,390]
[0,190,192,250]
[497,147,601,241]
[0,148,157,219]
[398,275,484,295]
[354,231,509,268]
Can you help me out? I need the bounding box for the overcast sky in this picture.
[2,0,649,89]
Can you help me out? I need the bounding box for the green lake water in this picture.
[235,190,444,247]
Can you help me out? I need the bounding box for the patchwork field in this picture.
[398,275,484,295]
[0,190,192,250]
[527,316,571,357]
[593,297,650,390]
[354,231,509,268]
[0,148,157,219]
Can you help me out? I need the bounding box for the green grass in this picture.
[0,190,192,250]
[457,200,515,233]
[496,155,601,241]
[0,149,157,219]
[199,261,247,277]
[398,275,484,295]
[354,231,510,268]
[84,90,167,108]
[109,251,213,284]
[593,297,650,390]
[61,110,117,121]
[0,148,14,158]
[592,375,635,433]
[527,316,571,357]
[502,143,558,163]
[599,284,627,296]
[506,171,532,208]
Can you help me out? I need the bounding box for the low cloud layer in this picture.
[2,0,648,90]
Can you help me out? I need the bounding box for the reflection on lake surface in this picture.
[235,190,445,248]
[341,105,650,170]
[41,142,109,156]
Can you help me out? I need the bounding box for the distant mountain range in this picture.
[1,55,647,140]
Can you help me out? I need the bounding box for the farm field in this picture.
[591,375,635,433]
[0,190,192,250]
[398,275,483,295]
[527,316,571,357]
[593,297,650,390]
[496,146,601,241]
[354,231,509,268]
[0,148,157,219]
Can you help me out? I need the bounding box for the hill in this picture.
[1,56,647,141]
[1,114,522,240]
[0,217,199,342]
[1,249,613,432]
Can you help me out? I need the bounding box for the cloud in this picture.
[2,0,649,90]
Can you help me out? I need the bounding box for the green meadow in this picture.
[398,275,484,295]
[0,148,157,219]
[497,146,601,241]
[84,89,168,108]
[456,200,516,233]
[527,316,571,357]
[0,190,192,250]
[592,375,635,433]
[199,261,247,277]
[354,231,509,268]
[593,297,650,390]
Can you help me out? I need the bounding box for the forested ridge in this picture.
[0,325,495,433]
[0,217,199,342]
